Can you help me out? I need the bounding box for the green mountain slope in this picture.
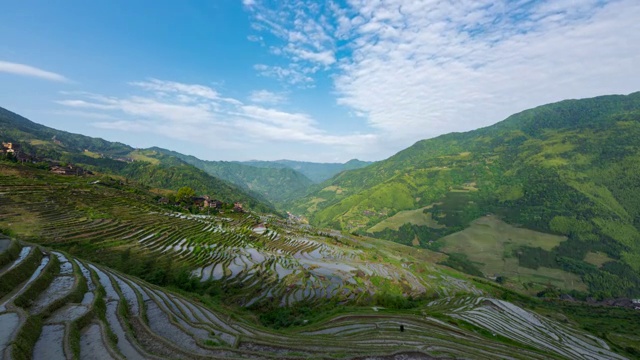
[243,158,372,183]
[293,92,640,298]
[150,147,314,204]
[0,107,273,212]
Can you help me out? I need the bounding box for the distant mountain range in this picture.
[142,149,371,205]
[150,147,316,204]
[241,159,372,183]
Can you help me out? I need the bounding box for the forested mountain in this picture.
[242,158,372,183]
[292,92,640,298]
[0,107,274,212]
[150,147,314,204]
[3,98,640,358]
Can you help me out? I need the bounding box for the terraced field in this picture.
[0,167,480,308]
[0,238,627,359]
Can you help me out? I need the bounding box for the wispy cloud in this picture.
[245,0,640,150]
[253,64,314,85]
[245,2,337,83]
[0,60,68,82]
[248,90,287,104]
[57,79,376,156]
[129,78,220,100]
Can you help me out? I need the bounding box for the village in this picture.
[1,141,248,216]
[157,192,245,214]
[2,141,92,175]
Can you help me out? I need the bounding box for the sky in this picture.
[1,0,639,162]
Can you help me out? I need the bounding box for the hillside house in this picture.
[1,142,24,158]
[233,202,244,213]
[191,195,225,210]
[1,142,19,154]
[1,142,35,162]
[51,164,85,176]
[193,196,207,207]
[206,199,223,209]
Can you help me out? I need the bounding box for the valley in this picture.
[2,0,640,357]
[2,94,640,358]
[292,92,640,300]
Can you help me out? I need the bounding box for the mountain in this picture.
[242,158,372,183]
[150,147,314,204]
[0,106,274,212]
[293,92,640,299]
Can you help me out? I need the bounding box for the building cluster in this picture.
[286,211,303,222]
[1,142,18,154]
[50,164,89,176]
[158,195,245,213]
[1,142,32,161]
[2,141,91,176]
[193,195,224,209]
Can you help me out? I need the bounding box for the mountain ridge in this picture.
[149,146,315,204]
[0,106,275,212]
[242,158,372,183]
[292,91,640,298]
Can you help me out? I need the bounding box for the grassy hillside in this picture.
[151,147,314,204]
[0,107,274,212]
[243,158,372,183]
[293,92,640,298]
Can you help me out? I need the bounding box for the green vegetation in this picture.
[438,253,484,277]
[0,107,274,213]
[0,238,20,268]
[0,245,44,298]
[152,147,315,205]
[244,158,372,183]
[433,216,587,293]
[11,315,43,360]
[367,205,443,233]
[14,251,59,308]
[294,92,640,298]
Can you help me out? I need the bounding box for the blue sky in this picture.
[1,0,639,162]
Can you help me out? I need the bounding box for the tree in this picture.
[176,186,196,204]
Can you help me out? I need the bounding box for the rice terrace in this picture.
[0,163,635,359]
[2,1,640,359]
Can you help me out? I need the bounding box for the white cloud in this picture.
[245,1,337,83]
[248,90,286,104]
[246,0,640,152]
[253,64,314,85]
[0,60,68,82]
[129,78,220,101]
[57,79,376,158]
